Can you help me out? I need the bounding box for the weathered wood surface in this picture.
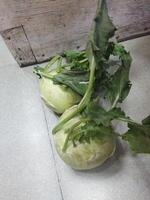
[1,26,36,66]
[0,0,150,67]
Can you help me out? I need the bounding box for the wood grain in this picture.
[23,0,97,62]
[1,26,36,66]
[0,0,149,66]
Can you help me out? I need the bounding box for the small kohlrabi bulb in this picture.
[39,71,81,114]
[53,106,116,170]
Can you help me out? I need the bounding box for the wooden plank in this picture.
[116,20,150,42]
[107,0,150,41]
[1,26,36,67]
[23,0,150,62]
[23,0,97,62]
[0,0,97,31]
[0,0,149,66]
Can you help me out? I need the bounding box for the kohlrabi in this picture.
[33,56,83,114]
[34,0,150,170]
[54,106,116,170]
[39,73,81,114]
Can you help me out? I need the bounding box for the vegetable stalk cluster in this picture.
[34,0,150,170]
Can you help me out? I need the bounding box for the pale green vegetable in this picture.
[39,71,81,114]
[54,106,116,170]
[34,0,150,172]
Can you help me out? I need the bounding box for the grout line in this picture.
[30,73,64,200]
[42,104,65,200]
[33,74,64,199]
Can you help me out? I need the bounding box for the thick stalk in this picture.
[44,55,60,72]
[36,71,53,79]
[62,121,82,152]
[52,57,96,134]
[111,94,119,109]
[118,117,141,126]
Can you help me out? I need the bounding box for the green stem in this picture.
[111,94,119,109]
[62,132,71,153]
[118,117,141,126]
[36,71,53,79]
[44,55,61,72]
[56,57,63,73]
[79,58,88,64]
[77,59,95,110]
[52,57,96,134]
[62,121,81,152]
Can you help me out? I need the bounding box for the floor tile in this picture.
[0,65,62,200]
[0,36,17,68]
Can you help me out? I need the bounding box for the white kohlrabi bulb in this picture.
[53,106,116,170]
[39,71,81,114]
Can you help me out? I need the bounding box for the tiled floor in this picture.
[0,35,150,200]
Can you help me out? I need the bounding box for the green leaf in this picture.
[106,44,132,107]
[64,50,86,61]
[142,115,150,125]
[85,0,116,99]
[33,66,54,80]
[53,72,89,96]
[71,121,117,145]
[33,66,45,78]
[63,50,89,71]
[86,0,116,67]
[85,102,126,126]
[33,55,62,78]
[122,122,150,154]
